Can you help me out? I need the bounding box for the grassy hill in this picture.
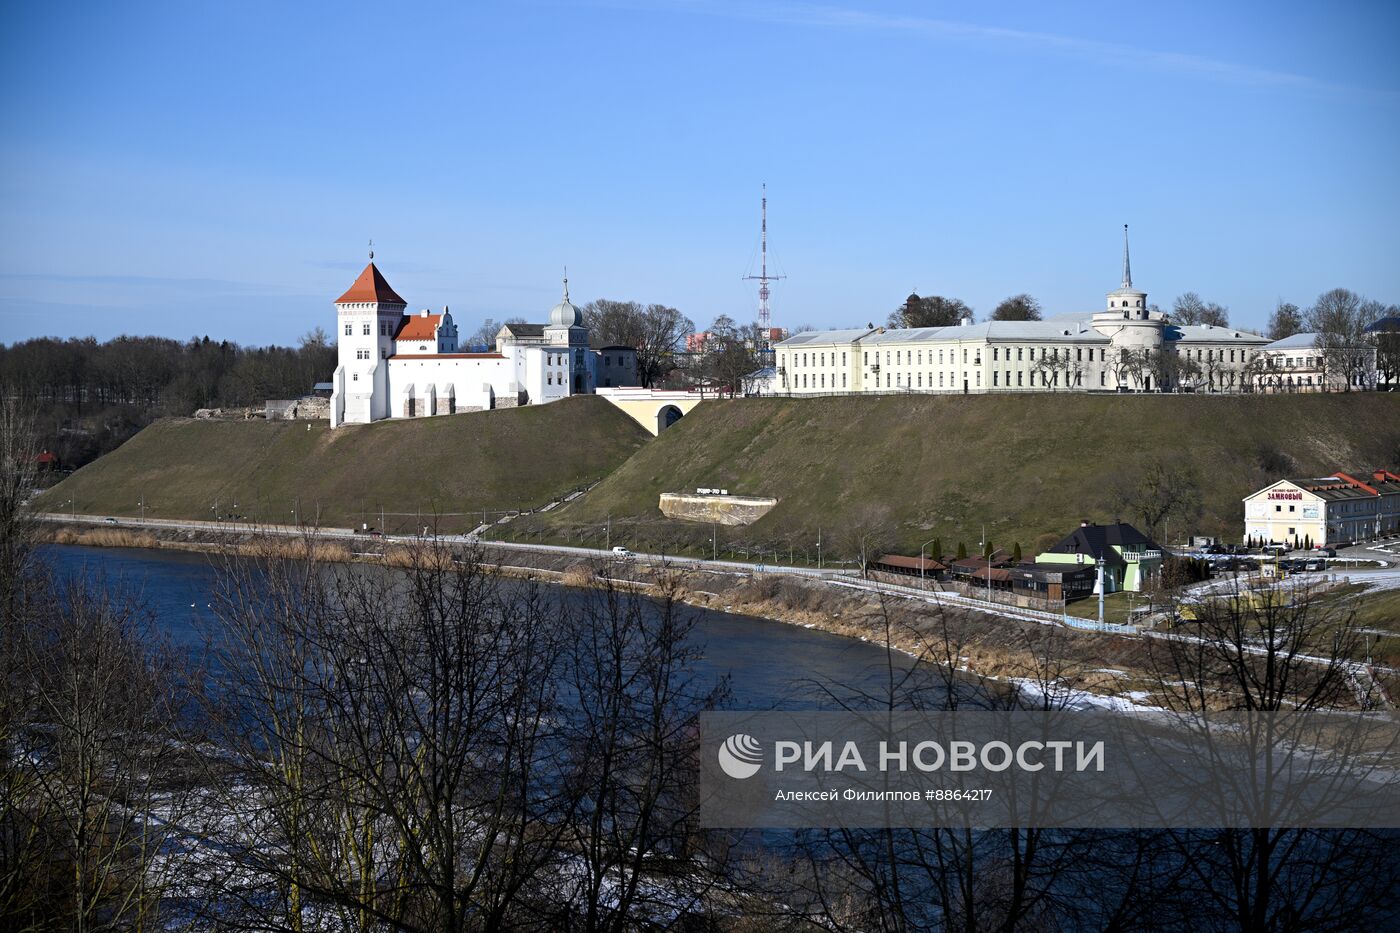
[503,393,1400,561]
[36,396,650,534]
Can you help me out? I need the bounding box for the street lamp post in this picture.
[1097,552,1106,624]
[920,537,939,590]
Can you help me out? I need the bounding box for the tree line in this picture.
[0,330,336,470]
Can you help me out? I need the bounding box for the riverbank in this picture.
[39,518,1175,709]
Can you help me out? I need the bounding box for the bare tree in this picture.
[555,570,729,931]
[583,300,694,387]
[1305,288,1375,391]
[1374,308,1400,389]
[467,316,526,349]
[2,574,207,932]
[836,505,896,573]
[1172,292,1230,327]
[1146,583,1400,931]
[1110,454,1203,541]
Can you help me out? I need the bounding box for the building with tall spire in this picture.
[329,261,635,428]
[771,227,1273,396]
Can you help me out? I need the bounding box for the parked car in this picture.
[1313,546,1337,557]
[104,517,118,524]
[611,546,633,558]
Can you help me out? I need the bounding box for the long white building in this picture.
[329,259,635,428]
[773,229,1273,395]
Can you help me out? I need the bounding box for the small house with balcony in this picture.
[1035,521,1164,593]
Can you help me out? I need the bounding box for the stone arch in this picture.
[657,404,684,432]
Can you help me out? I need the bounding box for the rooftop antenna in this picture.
[742,184,786,351]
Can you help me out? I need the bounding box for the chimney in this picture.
[960,316,973,327]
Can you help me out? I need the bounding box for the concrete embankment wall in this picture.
[658,493,778,526]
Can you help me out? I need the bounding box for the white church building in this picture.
[330,259,633,428]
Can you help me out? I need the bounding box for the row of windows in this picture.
[1179,346,1249,363]
[794,351,849,367]
[991,346,1104,363]
[783,343,1258,371]
[343,319,394,337]
[989,370,1099,388]
[794,373,849,389]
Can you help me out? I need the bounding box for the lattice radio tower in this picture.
[742,184,785,351]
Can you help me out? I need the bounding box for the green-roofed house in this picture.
[1034,520,1164,593]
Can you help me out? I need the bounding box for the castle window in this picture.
[363,323,371,335]
[344,323,352,336]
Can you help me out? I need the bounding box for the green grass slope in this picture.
[36,396,650,534]
[509,393,1400,560]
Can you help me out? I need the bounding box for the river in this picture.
[41,544,944,710]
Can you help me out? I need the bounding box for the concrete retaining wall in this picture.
[658,492,778,526]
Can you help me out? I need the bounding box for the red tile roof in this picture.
[335,262,406,305]
[874,554,947,572]
[395,314,441,340]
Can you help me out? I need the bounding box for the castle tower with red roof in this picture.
[333,250,407,424]
[327,252,629,428]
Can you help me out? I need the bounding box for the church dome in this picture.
[550,296,581,327]
[549,273,582,327]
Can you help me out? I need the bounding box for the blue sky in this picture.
[2,0,1397,345]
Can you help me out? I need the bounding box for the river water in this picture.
[41,544,939,710]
